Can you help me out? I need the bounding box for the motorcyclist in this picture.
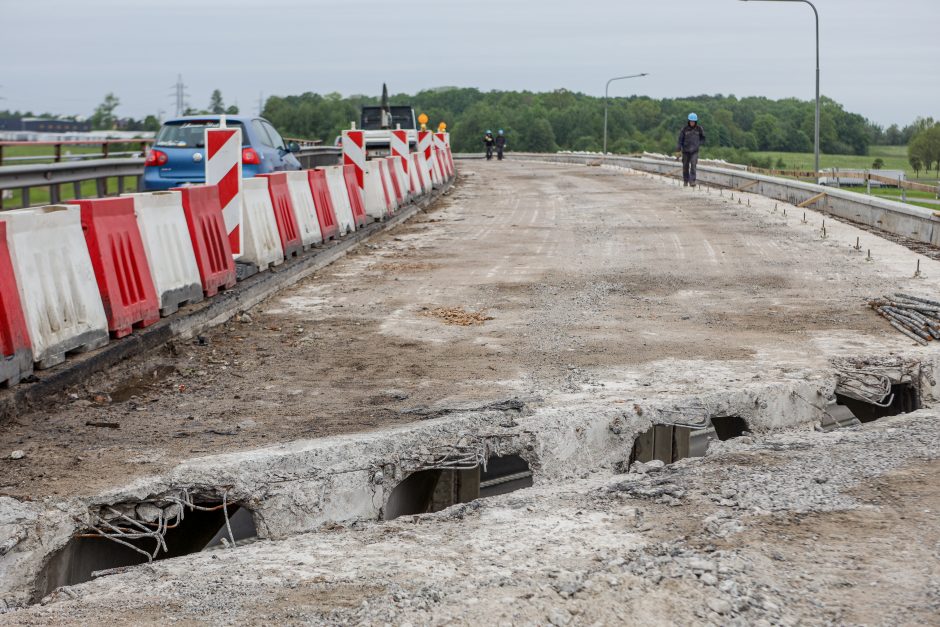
[483,130,495,160]
[495,129,507,161]
[676,113,705,187]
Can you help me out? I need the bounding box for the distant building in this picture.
[0,117,91,133]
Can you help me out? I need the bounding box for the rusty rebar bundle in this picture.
[869,292,940,346]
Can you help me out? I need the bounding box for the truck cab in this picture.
[360,105,418,158]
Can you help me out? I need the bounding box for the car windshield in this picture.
[154,120,248,148]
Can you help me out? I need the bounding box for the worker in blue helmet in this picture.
[676,113,705,187]
[483,130,496,160]
[495,129,507,161]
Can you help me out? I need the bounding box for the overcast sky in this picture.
[3,0,937,127]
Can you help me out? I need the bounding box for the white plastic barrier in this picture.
[2,205,109,368]
[392,157,411,204]
[324,166,356,234]
[124,191,204,316]
[415,152,433,194]
[285,171,323,248]
[379,159,400,212]
[408,154,423,197]
[241,177,285,271]
[362,161,389,220]
[429,149,444,188]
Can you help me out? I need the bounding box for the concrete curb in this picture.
[0,179,455,423]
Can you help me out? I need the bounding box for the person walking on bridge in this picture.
[495,129,507,161]
[483,130,496,160]
[676,113,705,187]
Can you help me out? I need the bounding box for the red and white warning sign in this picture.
[342,130,366,192]
[417,130,434,183]
[205,126,243,257]
[390,129,410,176]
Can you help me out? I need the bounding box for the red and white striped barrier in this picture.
[417,130,434,186]
[435,132,454,180]
[205,127,243,258]
[391,156,411,203]
[342,130,366,194]
[2,205,109,369]
[378,158,400,212]
[412,152,431,195]
[390,129,410,178]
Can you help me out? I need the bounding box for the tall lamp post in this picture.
[603,73,648,156]
[739,0,820,177]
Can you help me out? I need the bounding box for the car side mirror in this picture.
[288,141,300,153]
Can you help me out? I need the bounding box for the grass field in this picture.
[750,145,939,183]
[0,143,148,166]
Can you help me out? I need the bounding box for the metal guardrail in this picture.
[0,146,342,210]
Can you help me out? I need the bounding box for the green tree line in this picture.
[907,118,940,177]
[261,87,917,159]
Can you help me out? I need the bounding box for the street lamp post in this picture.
[739,0,820,177]
[603,73,648,156]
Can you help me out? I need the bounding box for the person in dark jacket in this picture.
[483,130,495,160]
[495,129,507,160]
[676,113,705,187]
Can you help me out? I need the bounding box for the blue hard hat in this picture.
[486,129,492,133]
[688,113,698,122]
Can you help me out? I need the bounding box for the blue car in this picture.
[143,115,301,190]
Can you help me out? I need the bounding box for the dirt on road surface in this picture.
[1,160,938,502]
[4,412,938,625]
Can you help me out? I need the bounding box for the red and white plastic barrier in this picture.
[205,126,243,257]
[0,221,32,385]
[175,185,237,297]
[342,164,369,228]
[2,205,109,369]
[241,177,285,272]
[259,173,304,258]
[412,152,431,195]
[435,133,454,180]
[323,166,356,235]
[378,158,400,212]
[76,197,160,337]
[391,156,411,203]
[125,191,204,316]
[285,171,324,248]
[307,169,340,241]
[362,161,388,220]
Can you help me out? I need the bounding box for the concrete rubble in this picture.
[2,412,937,624]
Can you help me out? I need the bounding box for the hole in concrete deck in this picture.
[480,454,533,498]
[384,455,533,520]
[710,416,750,441]
[34,500,256,599]
[629,424,712,466]
[836,381,920,423]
